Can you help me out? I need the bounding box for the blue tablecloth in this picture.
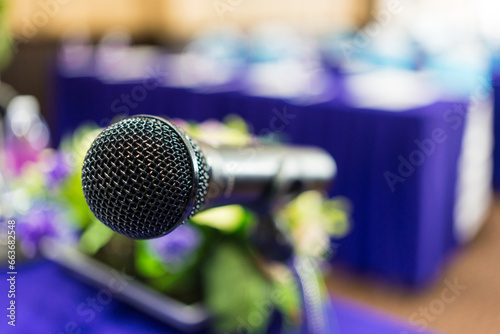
[52,53,466,287]
[0,259,434,334]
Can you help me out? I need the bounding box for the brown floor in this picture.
[326,198,500,334]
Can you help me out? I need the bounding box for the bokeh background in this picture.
[2,1,500,333]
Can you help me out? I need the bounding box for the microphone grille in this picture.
[81,116,209,239]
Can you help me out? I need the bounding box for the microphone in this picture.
[81,115,336,239]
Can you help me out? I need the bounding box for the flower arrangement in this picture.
[1,115,350,333]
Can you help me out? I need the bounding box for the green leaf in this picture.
[224,114,250,134]
[204,242,272,334]
[271,271,301,326]
[135,241,168,278]
[58,170,94,229]
[191,205,252,233]
[135,240,202,302]
[322,198,351,237]
[79,219,114,255]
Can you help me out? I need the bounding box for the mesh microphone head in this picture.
[81,116,210,239]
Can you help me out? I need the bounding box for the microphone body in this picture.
[202,143,336,210]
[82,115,336,239]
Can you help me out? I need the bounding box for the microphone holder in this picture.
[250,209,330,334]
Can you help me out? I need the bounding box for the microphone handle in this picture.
[200,143,336,211]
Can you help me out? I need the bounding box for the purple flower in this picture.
[3,139,41,175]
[18,204,76,257]
[149,224,201,266]
[45,152,72,188]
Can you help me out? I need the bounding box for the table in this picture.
[0,259,435,334]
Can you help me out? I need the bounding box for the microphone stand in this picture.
[250,209,330,334]
[246,158,333,334]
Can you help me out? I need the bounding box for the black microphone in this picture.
[81,115,336,239]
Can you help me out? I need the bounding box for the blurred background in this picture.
[2,0,500,333]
